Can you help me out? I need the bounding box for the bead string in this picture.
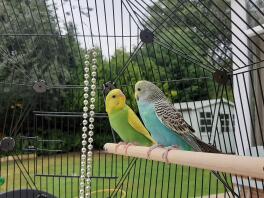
[80,48,97,198]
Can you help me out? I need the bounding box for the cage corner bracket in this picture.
[140,29,154,44]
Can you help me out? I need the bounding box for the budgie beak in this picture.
[119,92,125,98]
[118,92,126,98]
[135,92,139,101]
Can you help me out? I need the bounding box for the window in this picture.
[219,113,229,133]
[219,113,231,133]
[200,112,212,133]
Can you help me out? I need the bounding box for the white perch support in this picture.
[104,143,264,180]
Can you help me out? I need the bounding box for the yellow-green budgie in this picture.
[105,89,156,151]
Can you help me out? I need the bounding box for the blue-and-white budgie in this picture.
[134,80,238,197]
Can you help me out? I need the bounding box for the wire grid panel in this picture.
[0,0,264,197]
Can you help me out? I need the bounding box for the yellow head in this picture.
[105,89,126,113]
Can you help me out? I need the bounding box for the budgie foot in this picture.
[162,145,179,163]
[147,144,164,158]
[115,142,127,153]
[124,142,139,155]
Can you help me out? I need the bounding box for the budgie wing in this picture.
[154,101,194,134]
[127,106,156,144]
[154,101,219,152]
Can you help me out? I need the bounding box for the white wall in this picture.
[231,0,251,156]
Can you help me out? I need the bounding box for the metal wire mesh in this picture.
[0,0,263,197]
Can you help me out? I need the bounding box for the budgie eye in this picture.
[137,88,141,91]
[112,95,116,98]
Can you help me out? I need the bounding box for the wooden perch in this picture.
[104,143,264,180]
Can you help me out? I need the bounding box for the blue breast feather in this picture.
[137,101,192,151]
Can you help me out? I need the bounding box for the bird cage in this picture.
[0,0,263,197]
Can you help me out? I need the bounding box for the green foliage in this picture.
[136,0,233,102]
[147,0,232,63]
[0,0,71,84]
[0,0,86,131]
[93,132,117,149]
